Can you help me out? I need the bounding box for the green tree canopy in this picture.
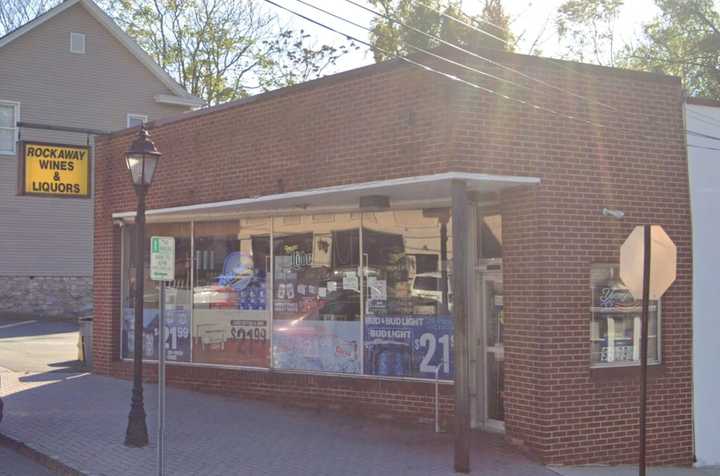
[368,0,514,63]
[101,0,350,105]
[622,0,720,99]
[555,0,720,99]
[1,0,349,106]
[556,0,624,66]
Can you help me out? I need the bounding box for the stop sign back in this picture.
[620,225,677,300]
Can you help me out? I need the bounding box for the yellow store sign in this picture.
[18,142,90,198]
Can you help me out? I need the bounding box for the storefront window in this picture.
[272,213,362,374]
[192,219,270,367]
[122,223,192,362]
[590,264,660,366]
[362,210,454,379]
[119,210,458,380]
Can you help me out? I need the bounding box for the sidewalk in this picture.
[0,369,555,476]
[0,369,716,476]
[551,467,720,476]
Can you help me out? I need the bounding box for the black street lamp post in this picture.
[124,125,162,448]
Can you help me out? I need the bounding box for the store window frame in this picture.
[118,210,456,384]
[590,263,662,369]
[0,100,20,156]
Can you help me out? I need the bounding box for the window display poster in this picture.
[364,315,454,379]
[122,307,191,362]
[219,251,268,311]
[164,308,191,361]
[272,320,361,374]
[192,309,269,367]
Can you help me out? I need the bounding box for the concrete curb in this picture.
[0,432,85,476]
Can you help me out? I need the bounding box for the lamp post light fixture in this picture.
[124,125,161,448]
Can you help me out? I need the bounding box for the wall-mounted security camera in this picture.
[602,208,625,220]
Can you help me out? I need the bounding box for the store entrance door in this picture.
[483,268,504,431]
[470,263,505,431]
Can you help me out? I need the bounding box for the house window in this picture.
[0,101,19,155]
[127,114,147,128]
[590,264,660,367]
[70,32,86,54]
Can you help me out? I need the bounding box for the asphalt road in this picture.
[0,318,81,373]
[0,317,81,474]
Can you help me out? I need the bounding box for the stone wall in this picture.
[0,276,92,319]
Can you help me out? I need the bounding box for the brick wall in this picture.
[93,50,692,465]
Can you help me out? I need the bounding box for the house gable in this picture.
[0,0,201,109]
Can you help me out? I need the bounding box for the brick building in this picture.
[92,50,692,466]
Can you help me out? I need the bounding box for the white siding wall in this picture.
[686,103,720,467]
[0,3,188,277]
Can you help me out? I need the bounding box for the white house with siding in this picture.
[0,0,202,318]
[685,97,720,467]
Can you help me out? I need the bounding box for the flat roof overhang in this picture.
[112,172,541,223]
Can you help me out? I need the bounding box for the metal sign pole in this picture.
[639,224,651,476]
[158,281,166,476]
[621,224,676,476]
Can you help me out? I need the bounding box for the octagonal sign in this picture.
[620,225,677,300]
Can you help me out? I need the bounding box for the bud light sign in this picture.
[363,315,454,379]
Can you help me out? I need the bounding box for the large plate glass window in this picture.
[192,219,271,367]
[272,213,362,374]
[122,223,192,362]
[0,101,18,155]
[362,210,454,379]
[590,264,660,367]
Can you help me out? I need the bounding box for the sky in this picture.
[268,0,661,74]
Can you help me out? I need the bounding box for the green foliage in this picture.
[100,0,349,105]
[368,0,514,63]
[622,0,720,99]
[556,0,624,66]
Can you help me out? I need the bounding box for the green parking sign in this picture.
[150,236,175,281]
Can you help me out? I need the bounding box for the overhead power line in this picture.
[267,0,717,144]
[687,130,720,142]
[341,0,617,112]
[688,144,720,152]
[413,0,510,45]
[291,0,537,94]
[414,0,604,86]
[687,109,720,129]
[262,0,609,129]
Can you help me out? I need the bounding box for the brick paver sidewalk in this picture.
[0,370,557,476]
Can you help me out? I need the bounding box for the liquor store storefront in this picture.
[113,174,528,433]
[93,55,693,466]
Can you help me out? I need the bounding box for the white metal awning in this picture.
[112,171,540,223]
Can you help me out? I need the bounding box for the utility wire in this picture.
[291,0,537,94]
[414,0,602,84]
[414,0,509,45]
[334,1,716,140]
[687,130,720,142]
[266,1,718,142]
[341,0,617,112]
[262,0,607,129]
[688,107,720,123]
[422,0,508,46]
[688,143,720,152]
[687,109,720,128]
